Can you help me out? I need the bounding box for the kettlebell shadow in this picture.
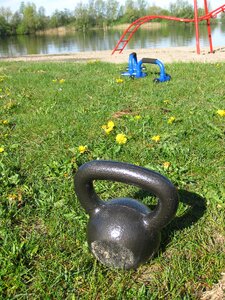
[167,189,207,229]
[160,189,207,250]
[134,189,207,253]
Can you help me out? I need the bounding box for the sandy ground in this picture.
[1,46,225,64]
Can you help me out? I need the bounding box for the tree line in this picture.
[0,0,222,36]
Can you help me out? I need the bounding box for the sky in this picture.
[0,0,224,16]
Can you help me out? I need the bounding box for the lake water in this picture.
[0,23,224,57]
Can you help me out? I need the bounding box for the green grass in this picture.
[0,60,224,299]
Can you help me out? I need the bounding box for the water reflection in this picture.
[0,23,224,57]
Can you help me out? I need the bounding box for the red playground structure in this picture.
[112,0,225,55]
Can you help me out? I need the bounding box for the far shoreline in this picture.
[35,22,166,35]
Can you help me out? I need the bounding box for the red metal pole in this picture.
[204,0,214,53]
[194,0,200,54]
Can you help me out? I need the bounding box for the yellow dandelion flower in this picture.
[2,120,9,125]
[0,147,4,153]
[151,135,161,142]
[102,120,115,134]
[116,133,127,145]
[3,102,15,110]
[107,120,115,129]
[134,115,141,120]
[106,127,114,134]
[163,100,171,104]
[59,79,65,84]
[101,125,112,134]
[116,78,124,83]
[87,60,98,64]
[163,161,171,169]
[168,116,176,124]
[8,193,17,201]
[78,145,88,154]
[217,109,225,117]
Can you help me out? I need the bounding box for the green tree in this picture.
[74,2,92,31]
[49,10,60,28]
[36,6,48,31]
[93,0,106,27]
[19,2,25,14]
[0,7,12,35]
[136,0,147,16]
[49,9,73,28]
[17,2,38,34]
[10,12,22,34]
[122,0,139,23]
[220,12,225,23]
[197,8,205,17]
[0,7,12,23]
[169,0,194,18]
[147,5,169,17]
[0,15,10,35]
[105,0,120,24]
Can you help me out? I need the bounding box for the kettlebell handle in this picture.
[74,160,178,230]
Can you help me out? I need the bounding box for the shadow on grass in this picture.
[169,189,207,230]
[160,189,207,251]
[134,189,207,253]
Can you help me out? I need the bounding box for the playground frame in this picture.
[112,1,225,55]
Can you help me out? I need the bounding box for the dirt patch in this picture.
[200,273,225,300]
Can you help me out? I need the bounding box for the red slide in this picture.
[112,2,225,55]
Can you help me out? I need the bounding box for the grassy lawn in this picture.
[0,60,224,299]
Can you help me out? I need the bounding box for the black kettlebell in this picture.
[74,160,179,269]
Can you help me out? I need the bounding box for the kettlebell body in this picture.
[74,160,178,269]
